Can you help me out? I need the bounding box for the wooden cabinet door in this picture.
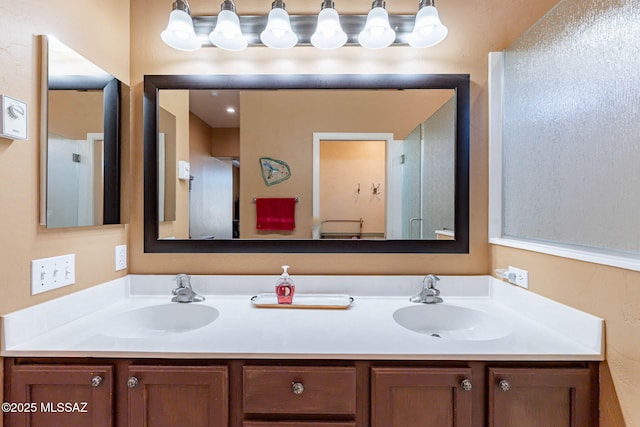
[488,367,595,427]
[127,365,228,427]
[371,367,473,427]
[8,364,113,427]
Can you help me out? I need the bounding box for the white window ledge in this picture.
[490,237,640,272]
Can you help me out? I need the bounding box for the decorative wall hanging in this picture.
[260,157,291,186]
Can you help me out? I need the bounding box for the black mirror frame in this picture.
[47,75,121,225]
[143,74,469,253]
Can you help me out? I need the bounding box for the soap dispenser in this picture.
[275,265,295,304]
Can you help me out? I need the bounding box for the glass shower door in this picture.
[401,126,423,239]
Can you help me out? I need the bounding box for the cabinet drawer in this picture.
[243,366,357,415]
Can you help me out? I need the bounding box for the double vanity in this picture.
[2,275,603,426]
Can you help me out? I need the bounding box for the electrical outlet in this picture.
[31,254,75,295]
[507,266,529,289]
[115,244,127,271]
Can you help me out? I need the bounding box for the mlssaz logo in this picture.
[40,402,88,413]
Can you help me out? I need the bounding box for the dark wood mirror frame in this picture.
[47,75,121,225]
[143,74,469,253]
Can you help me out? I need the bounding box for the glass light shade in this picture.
[408,5,448,48]
[161,9,201,51]
[209,9,248,51]
[358,7,396,49]
[260,7,298,49]
[311,8,347,50]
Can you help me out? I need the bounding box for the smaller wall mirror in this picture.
[40,35,122,228]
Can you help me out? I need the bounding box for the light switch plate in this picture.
[0,95,28,140]
[31,254,75,295]
[178,160,190,180]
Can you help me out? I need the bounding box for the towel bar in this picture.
[252,196,299,203]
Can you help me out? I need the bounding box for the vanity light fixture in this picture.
[408,0,448,48]
[310,0,347,50]
[161,0,202,51]
[209,0,248,51]
[161,0,450,50]
[260,0,298,49]
[358,0,396,49]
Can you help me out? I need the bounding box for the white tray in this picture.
[250,293,354,309]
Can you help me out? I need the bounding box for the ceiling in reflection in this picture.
[190,90,240,128]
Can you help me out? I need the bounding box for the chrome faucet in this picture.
[172,274,205,303]
[410,274,443,304]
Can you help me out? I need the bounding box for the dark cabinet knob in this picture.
[127,377,139,388]
[499,380,510,392]
[291,382,304,395]
[91,376,103,387]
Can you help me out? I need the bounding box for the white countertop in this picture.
[1,275,604,361]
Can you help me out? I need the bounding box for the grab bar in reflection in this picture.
[320,218,364,239]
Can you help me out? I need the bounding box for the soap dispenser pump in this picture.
[275,265,295,304]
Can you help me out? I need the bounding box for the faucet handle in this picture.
[172,273,205,303]
[423,274,440,288]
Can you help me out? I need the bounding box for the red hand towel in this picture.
[256,198,296,231]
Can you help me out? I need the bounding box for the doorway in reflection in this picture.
[47,133,104,228]
[46,89,104,228]
[188,106,240,240]
[317,138,387,240]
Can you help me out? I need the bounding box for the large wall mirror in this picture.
[40,35,122,228]
[144,74,469,253]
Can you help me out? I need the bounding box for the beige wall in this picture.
[491,245,637,425]
[0,0,130,316]
[48,90,103,139]
[190,113,213,175]
[211,128,240,158]
[158,90,190,239]
[158,106,177,222]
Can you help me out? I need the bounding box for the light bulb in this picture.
[209,8,248,51]
[311,7,347,50]
[260,5,298,49]
[358,6,395,49]
[161,6,201,51]
[408,4,448,48]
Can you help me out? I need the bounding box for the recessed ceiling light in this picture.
[226,106,236,113]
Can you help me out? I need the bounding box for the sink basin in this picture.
[393,304,512,341]
[102,303,219,339]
